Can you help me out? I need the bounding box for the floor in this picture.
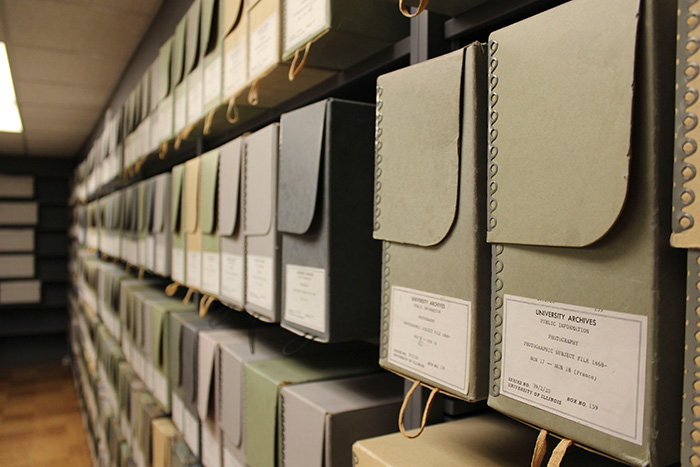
[0,362,93,467]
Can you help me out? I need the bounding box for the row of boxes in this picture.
[70,0,681,464]
[72,0,409,202]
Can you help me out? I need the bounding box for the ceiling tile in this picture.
[20,104,101,128]
[14,81,106,109]
[3,0,151,58]
[91,0,164,16]
[0,133,26,155]
[8,45,124,89]
[24,127,83,157]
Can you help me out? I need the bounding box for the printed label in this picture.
[224,446,244,467]
[187,70,203,125]
[146,236,156,270]
[284,0,327,51]
[202,252,221,295]
[224,45,247,98]
[187,250,202,289]
[221,253,244,303]
[388,286,471,393]
[202,425,222,467]
[184,409,200,456]
[246,254,273,310]
[249,12,279,79]
[284,264,326,333]
[204,56,222,104]
[501,294,647,445]
[153,370,169,408]
[175,92,187,132]
[172,392,185,432]
[156,242,167,274]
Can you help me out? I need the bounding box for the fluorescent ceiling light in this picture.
[0,42,22,133]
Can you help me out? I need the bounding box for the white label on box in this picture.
[184,409,200,456]
[153,370,169,409]
[172,392,185,433]
[175,92,187,132]
[146,236,156,270]
[249,12,279,79]
[224,45,246,98]
[221,253,244,303]
[224,446,244,467]
[388,286,471,393]
[501,294,647,445]
[284,264,326,333]
[187,250,202,289]
[284,0,327,51]
[187,70,204,125]
[202,425,222,467]
[204,56,222,104]
[156,242,167,274]
[202,251,221,295]
[172,248,185,283]
[246,254,273,310]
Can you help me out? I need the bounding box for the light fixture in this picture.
[0,42,22,133]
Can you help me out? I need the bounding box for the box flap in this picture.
[145,179,155,233]
[200,150,220,235]
[141,72,150,120]
[171,164,185,233]
[152,174,167,234]
[172,18,187,87]
[197,331,219,421]
[280,385,326,467]
[137,181,148,233]
[185,0,202,74]
[277,100,326,235]
[158,38,172,100]
[486,0,638,247]
[201,0,220,56]
[223,0,244,37]
[373,49,464,247]
[244,123,278,236]
[218,137,243,236]
[185,157,201,234]
[152,305,165,369]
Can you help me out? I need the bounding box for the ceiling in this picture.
[0,0,163,158]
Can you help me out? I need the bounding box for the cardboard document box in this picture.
[0,228,33,252]
[153,172,173,277]
[156,38,175,146]
[0,279,41,304]
[244,123,281,322]
[280,373,403,467]
[172,439,203,467]
[98,198,108,253]
[485,1,683,465]
[172,163,187,284]
[352,412,622,466]
[123,185,140,266]
[86,201,100,250]
[245,0,334,108]
[138,179,156,270]
[105,191,124,258]
[202,0,223,116]
[384,0,489,17]
[0,174,33,198]
[281,0,406,71]
[148,55,161,153]
[185,156,203,290]
[244,348,379,467]
[0,201,38,225]
[373,44,489,401]
[152,417,179,467]
[278,99,381,342]
[136,393,166,467]
[173,17,189,135]
[222,0,247,104]
[186,0,205,127]
[200,150,221,297]
[219,137,245,310]
[0,254,34,279]
[197,329,252,467]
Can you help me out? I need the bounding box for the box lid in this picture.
[200,150,220,235]
[201,0,220,57]
[373,48,464,247]
[152,173,170,234]
[219,137,243,236]
[185,157,201,234]
[141,71,151,120]
[172,17,187,87]
[244,123,278,236]
[172,164,185,234]
[277,99,326,235]
[158,38,172,101]
[486,0,638,247]
[185,0,202,74]
[223,0,244,37]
